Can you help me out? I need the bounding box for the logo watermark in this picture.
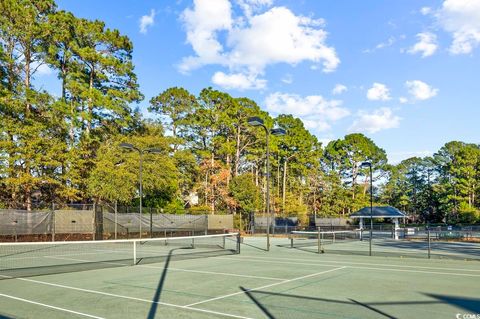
[456,314,480,319]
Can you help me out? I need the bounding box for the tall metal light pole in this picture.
[119,143,162,239]
[360,161,373,256]
[247,117,285,251]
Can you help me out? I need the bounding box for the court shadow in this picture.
[146,246,240,318]
[247,290,441,319]
[240,286,276,319]
[349,298,398,319]
[423,293,480,313]
[0,314,16,319]
[242,241,269,252]
[146,248,176,319]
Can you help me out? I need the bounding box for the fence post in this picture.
[114,201,118,240]
[205,215,208,235]
[239,211,242,233]
[92,203,96,240]
[193,218,196,237]
[14,220,17,242]
[51,203,55,242]
[150,207,153,238]
[427,228,431,259]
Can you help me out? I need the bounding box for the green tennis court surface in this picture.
[1,236,479,319]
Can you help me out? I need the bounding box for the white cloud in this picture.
[388,150,433,164]
[408,32,438,57]
[318,137,333,147]
[212,71,266,90]
[367,83,391,101]
[420,7,432,15]
[236,0,273,17]
[31,62,52,76]
[332,84,347,95]
[281,73,293,84]
[180,1,339,90]
[399,97,408,104]
[349,107,401,134]
[405,80,438,100]
[438,0,480,54]
[363,36,396,53]
[264,92,350,133]
[139,9,156,34]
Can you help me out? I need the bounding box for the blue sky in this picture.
[46,0,480,163]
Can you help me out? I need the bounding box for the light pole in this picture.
[247,117,285,251]
[120,142,162,239]
[360,161,373,256]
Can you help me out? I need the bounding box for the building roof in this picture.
[350,206,407,219]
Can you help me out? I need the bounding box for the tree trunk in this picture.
[86,66,94,135]
[24,48,32,210]
[283,160,287,214]
[211,153,215,214]
[352,166,356,200]
[25,49,31,115]
[234,126,241,177]
[226,137,230,187]
[277,158,280,198]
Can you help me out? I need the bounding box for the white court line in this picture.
[44,256,286,281]
[0,275,253,319]
[218,256,480,277]
[185,266,345,307]
[347,265,480,277]
[145,265,286,281]
[228,254,480,272]
[0,293,104,319]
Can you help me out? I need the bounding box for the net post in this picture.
[236,233,241,254]
[317,228,320,253]
[133,241,137,265]
[191,237,195,249]
[427,227,431,259]
[290,235,293,248]
[222,235,226,249]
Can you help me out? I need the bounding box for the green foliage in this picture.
[0,0,479,226]
[458,202,479,224]
[230,174,261,213]
[324,133,387,214]
[283,191,309,225]
[149,87,197,145]
[87,123,179,204]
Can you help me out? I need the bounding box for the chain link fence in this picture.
[0,206,233,242]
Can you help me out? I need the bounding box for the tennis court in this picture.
[1,235,479,318]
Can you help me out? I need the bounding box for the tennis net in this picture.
[0,233,240,278]
[290,230,362,253]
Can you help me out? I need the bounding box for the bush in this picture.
[458,202,480,224]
